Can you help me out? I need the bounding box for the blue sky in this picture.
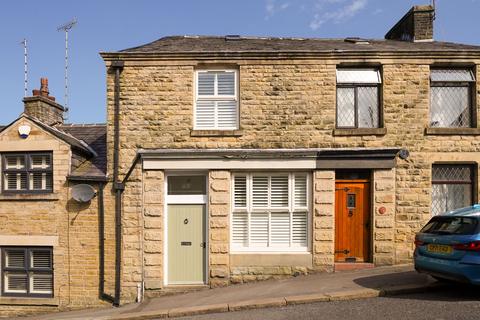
[1,0,479,124]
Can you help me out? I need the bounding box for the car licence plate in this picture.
[427,244,452,254]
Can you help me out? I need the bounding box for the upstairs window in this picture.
[195,70,238,130]
[430,68,476,128]
[336,68,382,128]
[1,247,53,297]
[2,153,53,193]
[232,173,309,252]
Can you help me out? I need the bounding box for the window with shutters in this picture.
[2,153,53,193]
[232,173,310,252]
[336,68,382,128]
[1,247,53,297]
[430,68,476,128]
[195,70,238,130]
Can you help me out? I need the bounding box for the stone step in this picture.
[334,263,375,272]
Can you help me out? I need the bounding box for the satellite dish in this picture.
[72,184,96,203]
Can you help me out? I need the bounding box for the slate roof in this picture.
[118,36,480,54]
[58,124,107,180]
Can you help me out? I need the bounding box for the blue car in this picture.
[414,205,480,285]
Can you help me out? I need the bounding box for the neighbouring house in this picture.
[100,4,480,304]
[0,79,113,317]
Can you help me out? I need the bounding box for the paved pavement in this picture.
[23,265,442,320]
[176,284,480,320]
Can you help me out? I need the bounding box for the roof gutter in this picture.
[111,60,124,307]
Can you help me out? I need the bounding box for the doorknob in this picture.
[200,242,206,248]
[348,210,353,217]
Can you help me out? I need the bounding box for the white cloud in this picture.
[265,0,292,20]
[309,0,368,30]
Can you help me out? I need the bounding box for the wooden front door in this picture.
[335,180,371,262]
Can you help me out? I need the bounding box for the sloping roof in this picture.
[58,124,107,180]
[117,36,480,54]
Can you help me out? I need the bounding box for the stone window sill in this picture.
[0,296,59,306]
[0,193,60,201]
[190,129,243,137]
[333,128,387,136]
[425,127,480,135]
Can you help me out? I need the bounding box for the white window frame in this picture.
[194,69,239,130]
[230,172,311,253]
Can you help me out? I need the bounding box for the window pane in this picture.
[217,100,237,128]
[270,212,290,246]
[167,176,206,195]
[270,176,289,207]
[31,251,52,269]
[294,175,307,208]
[250,212,269,246]
[217,72,235,95]
[234,176,247,208]
[336,69,381,84]
[252,176,269,207]
[30,155,51,169]
[5,273,28,293]
[432,184,472,216]
[292,211,308,246]
[357,86,379,128]
[431,69,475,82]
[5,155,25,169]
[337,87,355,127]
[232,212,248,246]
[31,274,53,294]
[197,72,215,95]
[421,216,478,235]
[5,172,28,191]
[6,250,25,268]
[195,100,216,128]
[432,165,472,183]
[430,86,470,128]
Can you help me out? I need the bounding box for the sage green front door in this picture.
[167,204,206,284]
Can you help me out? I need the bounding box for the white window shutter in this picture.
[292,212,308,246]
[270,212,290,246]
[234,176,247,208]
[217,72,235,95]
[270,176,289,207]
[31,251,52,269]
[252,176,269,207]
[250,212,269,246]
[294,175,307,208]
[6,250,25,268]
[31,274,53,294]
[217,101,237,128]
[6,274,28,293]
[232,212,248,246]
[197,72,215,95]
[195,101,216,128]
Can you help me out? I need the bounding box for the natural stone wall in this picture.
[312,170,336,272]
[230,266,308,283]
[143,170,164,291]
[373,169,396,265]
[105,59,480,304]
[208,171,231,287]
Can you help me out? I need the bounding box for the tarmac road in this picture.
[176,284,480,320]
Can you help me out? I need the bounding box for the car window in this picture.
[420,216,479,235]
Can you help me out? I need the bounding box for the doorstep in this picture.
[334,262,375,272]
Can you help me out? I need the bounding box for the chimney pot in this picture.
[23,78,64,126]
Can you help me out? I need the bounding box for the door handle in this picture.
[348,210,353,217]
[200,242,206,248]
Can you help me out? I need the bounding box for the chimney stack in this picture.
[23,78,65,126]
[385,5,435,42]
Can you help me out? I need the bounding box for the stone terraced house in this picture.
[2,3,480,317]
[99,4,480,304]
[0,79,113,317]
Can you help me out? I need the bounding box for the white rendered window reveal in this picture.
[195,70,238,130]
[232,173,310,252]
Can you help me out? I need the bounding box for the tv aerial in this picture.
[57,18,77,120]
